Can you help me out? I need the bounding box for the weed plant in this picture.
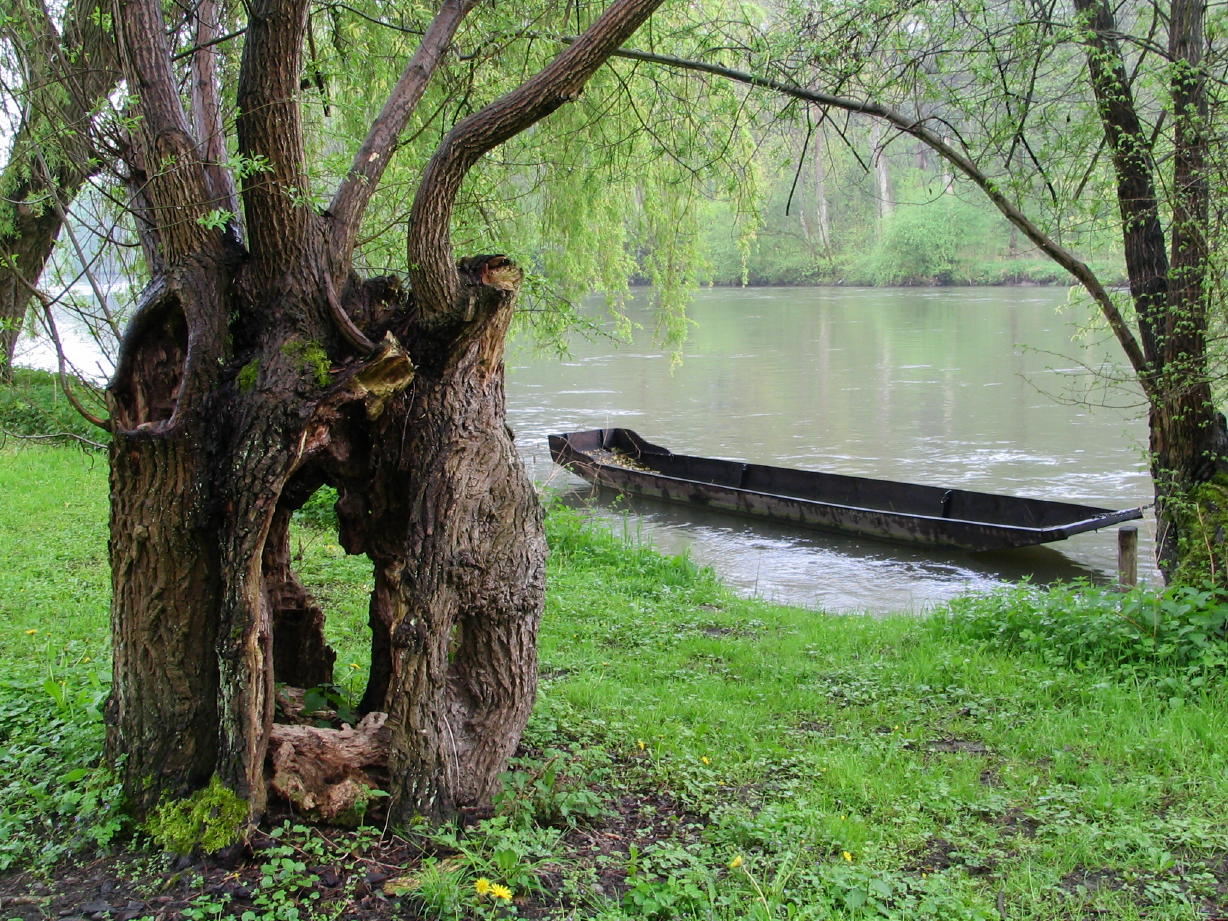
[1,447,1227,920]
[935,581,1228,691]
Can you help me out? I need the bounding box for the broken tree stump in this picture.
[268,711,390,824]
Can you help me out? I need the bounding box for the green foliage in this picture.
[4,448,1228,920]
[934,581,1228,689]
[0,680,125,872]
[146,776,249,856]
[0,368,108,445]
[294,484,339,529]
[861,194,997,286]
[494,753,606,828]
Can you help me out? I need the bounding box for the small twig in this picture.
[12,271,110,431]
[0,428,107,450]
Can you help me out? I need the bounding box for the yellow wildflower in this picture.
[843,851,854,862]
[25,629,37,635]
[349,662,361,669]
[474,878,492,896]
[489,883,513,902]
[728,855,744,869]
[701,756,710,765]
[637,739,646,751]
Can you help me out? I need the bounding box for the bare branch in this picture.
[328,0,478,264]
[13,269,110,430]
[191,0,242,230]
[407,0,665,321]
[585,42,1153,390]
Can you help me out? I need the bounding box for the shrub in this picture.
[0,368,109,446]
[933,581,1228,689]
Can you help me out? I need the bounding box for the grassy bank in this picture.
[1,445,1226,920]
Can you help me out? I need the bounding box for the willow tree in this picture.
[99,0,678,823]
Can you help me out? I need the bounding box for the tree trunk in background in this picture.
[871,121,893,225]
[0,0,118,378]
[1075,0,1228,579]
[810,110,831,252]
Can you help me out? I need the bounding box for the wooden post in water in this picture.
[1117,526,1138,590]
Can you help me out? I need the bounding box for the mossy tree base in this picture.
[1172,476,1228,587]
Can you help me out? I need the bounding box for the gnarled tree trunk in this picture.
[103,0,664,825]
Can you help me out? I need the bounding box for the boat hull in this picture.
[548,428,1144,552]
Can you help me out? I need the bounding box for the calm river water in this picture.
[22,284,1158,612]
[504,286,1158,612]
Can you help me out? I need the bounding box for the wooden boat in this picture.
[548,428,1144,552]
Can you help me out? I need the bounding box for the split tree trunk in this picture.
[104,0,661,824]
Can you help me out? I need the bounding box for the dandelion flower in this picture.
[728,855,744,869]
[843,851,854,862]
[701,756,710,765]
[349,662,361,670]
[25,629,38,635]
[474,878,492,896]
[489,883,513,902]
[637,739,646,751]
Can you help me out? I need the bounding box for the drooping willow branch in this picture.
[583,41,1152,393]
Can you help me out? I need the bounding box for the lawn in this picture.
[1,444,1226,920]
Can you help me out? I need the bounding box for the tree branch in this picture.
[328,0,478,264]
[586,41,1153,391]
[236,0,314,261]
[115,0,216,261]
[13,269,110,431]
[191,0,242,233]
[407,0,665,321]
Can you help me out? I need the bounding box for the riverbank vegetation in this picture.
[2,444,1226,919]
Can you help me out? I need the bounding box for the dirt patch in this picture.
[0,829,427,921]
[1061,865,1128,896]
[906,737,990,755]
[0,765,710,921]
[793,720,832,735]
[905,837,998,878]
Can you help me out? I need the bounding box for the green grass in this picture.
[1,444,1227,919]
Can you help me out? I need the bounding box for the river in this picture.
[504,286,1158,612]
[19,284,1158,612]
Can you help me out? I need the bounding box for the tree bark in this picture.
[364,267,546,821]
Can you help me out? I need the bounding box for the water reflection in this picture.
[507,286,1158,612]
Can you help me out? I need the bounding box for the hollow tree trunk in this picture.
[359,274,546,822]
[104,0,658,825]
